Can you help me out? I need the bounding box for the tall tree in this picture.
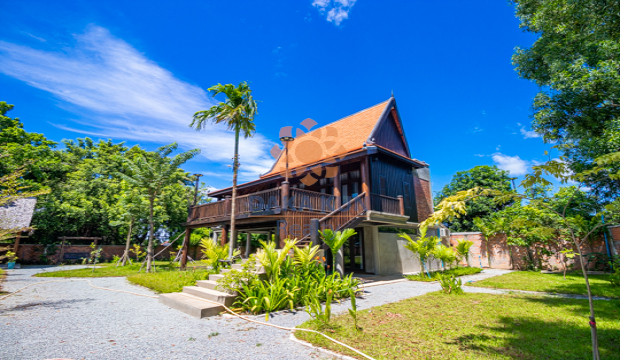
[190,82,258,257]
[425,160,619,360]
[117,143,199,272]
[109,181,150,266]
[512,0,620,200]
[434,165,514,231]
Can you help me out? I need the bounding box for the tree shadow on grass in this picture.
[451,297,620,360]
[0,298,95,313]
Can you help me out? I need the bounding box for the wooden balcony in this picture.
[187,186,405,226]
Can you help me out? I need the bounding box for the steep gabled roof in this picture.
[263,98,408,177]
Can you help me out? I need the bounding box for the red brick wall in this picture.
[414,178,433,222]
[14,244,201,264]
[450,232,619,270]
[610,226,620,255]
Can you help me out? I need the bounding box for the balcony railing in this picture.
[289,188,337,213]
[234,187,281,215]
[188,188,405,224]
[370,194,402,215]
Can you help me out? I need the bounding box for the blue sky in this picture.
[0,0,553,196]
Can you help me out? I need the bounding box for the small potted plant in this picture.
[6,251,18,269]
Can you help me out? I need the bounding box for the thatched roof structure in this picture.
[0,198,37,230]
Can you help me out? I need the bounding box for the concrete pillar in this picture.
[245,232,252,258]
[212,229,218,245]
[310,219,319,246]
[372,226,381,275]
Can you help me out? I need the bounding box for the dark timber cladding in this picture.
[369,152,418,221]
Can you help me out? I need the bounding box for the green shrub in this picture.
[127,269,213,293]
[609,259,620,287]
[220,241,359,319]
[439,274,464,295]
[405,267,482,282]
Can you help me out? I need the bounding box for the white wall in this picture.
[374,232,443,275]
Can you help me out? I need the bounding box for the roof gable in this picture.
[370,106,410,158]
[263,99,392,177]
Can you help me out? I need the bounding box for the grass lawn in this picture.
[469,271,620,299]
[33,261,214,293]
[296,292,620,360]
[127,269,213,293]
[405,267,482,282]
[35,262,173,278]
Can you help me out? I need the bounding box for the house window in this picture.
[319,178,327,186]
[299,183,305,189]
[340,173,349,182]
[380,176,387,196]
[350,170,360,180]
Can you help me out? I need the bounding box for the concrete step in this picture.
[196,280,218,290]
[182,286,236,306]
[231,263,243,270]
[159,293,224,318]
[209,274,225,281]
[220,268,231,274]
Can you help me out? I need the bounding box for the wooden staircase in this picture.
[298,192,367,246]
[159,262,265,318]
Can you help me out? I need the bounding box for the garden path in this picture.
[0,266,510,360]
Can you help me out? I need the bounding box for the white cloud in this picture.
[472,126,483,133]
[520,127,541,139]
[312,0,357,26]
[0,25,275,181]
[492,153,529,176]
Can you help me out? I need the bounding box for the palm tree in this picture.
[399,227,437,278]
[319,228,357,276]
[190,82,258,257]
[117,143,199,273]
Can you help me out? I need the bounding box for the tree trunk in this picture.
[146,196,155,273]
[574,238,600,359]
[121,217,134,267]
[228,127,240,258]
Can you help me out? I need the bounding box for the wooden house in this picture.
[182,96,438,275]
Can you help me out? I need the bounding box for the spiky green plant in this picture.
[455,239,474,266]
[200,238,239,273]
[399,227,437,278]
[319,228,356,275]
[433,244,458,271]
[293,242,321,273]
[256,238,299,281]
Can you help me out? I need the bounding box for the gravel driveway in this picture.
[0,266,510,360]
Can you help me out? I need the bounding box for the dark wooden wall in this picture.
[369,154,418,221]
[373,113,408,157]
